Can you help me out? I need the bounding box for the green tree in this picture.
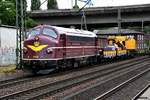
[144,25,150,34]
[0,0,37,28]
[25,18,37,28]
[31,0,41,10]
[73,5,79,9]
[47,0,58,9]
[0,0,16,26]
[8,0,16,4]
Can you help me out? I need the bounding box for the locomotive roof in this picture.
[53,26,97,37]
[38,25,97,38]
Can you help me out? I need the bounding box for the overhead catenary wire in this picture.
[78,0,93,30]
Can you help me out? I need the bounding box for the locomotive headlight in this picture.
[99,49,102,52]
[46,48,53,54]
[23,47,28,54]
[35,36,39,41]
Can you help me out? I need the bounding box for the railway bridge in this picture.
[29,4,150,29]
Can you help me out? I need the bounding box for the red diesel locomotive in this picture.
[23,25,98,74]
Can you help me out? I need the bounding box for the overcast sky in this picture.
[27,0,150,11]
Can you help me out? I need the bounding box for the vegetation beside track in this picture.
[0,65,16,73]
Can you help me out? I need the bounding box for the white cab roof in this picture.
[51,26,97,38]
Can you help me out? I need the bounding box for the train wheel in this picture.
[73,61,79,68]
[57,60,66,71]
[32,70,38,75]
[54,65,60,72]
[87,57,93,66]
[66,60,74,69]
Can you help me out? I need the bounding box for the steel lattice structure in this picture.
[16,0,26,68]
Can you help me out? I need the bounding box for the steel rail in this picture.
[31,62,150,100]
[94,67,150,100]
[62,61,150,100]
[0,56,147,89]
[132,84,150,100]
[0,58,149,100]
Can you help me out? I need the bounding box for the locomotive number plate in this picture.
[33,55,39,58]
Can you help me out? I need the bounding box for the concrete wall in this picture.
[0,26,16,66]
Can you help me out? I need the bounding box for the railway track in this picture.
[94,68,150,100]
[132,84,150,100]
[0,72,63,89]
[0,56,149,100]
[58,59,150,100]
[0,56,147,89]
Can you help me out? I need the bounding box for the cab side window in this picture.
[43,28,57,38]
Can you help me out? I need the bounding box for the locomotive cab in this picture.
[23,26,59,73]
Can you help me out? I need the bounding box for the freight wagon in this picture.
[94,28,146,55]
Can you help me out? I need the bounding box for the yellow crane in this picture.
[102,35,136,58]
[108,36,136,50]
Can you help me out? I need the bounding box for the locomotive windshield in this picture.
[28,28,41,38]
[42,28,57,38]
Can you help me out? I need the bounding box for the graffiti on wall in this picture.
[0,46,16,66]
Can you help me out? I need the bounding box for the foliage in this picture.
[25,17,37,28]
[0,0,16,26]
[129,25,150,34]
[9,0,16,4]
[0,0,37,28]
[47,0,58,9]
[73,5,79,9]
[144,25,150,34]
[127,26,150,34]
[0,65,16,73]
[31,0,41,10]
